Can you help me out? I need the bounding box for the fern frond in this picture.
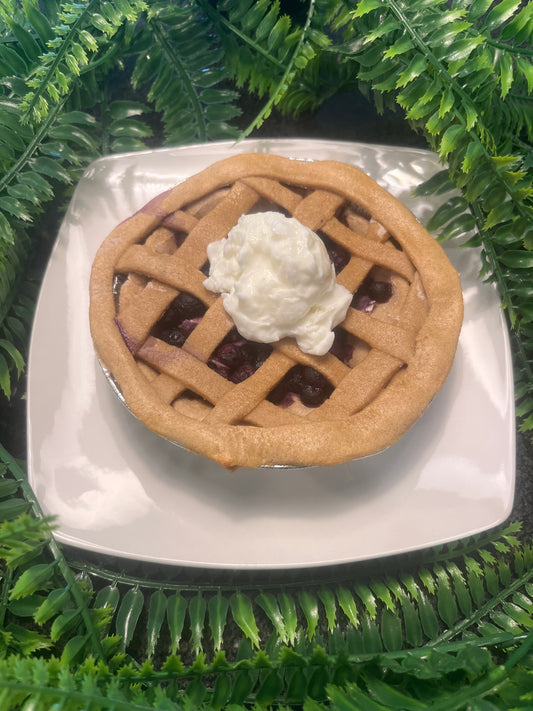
[204,0,337,134]
[0,98,100,387]
[0,629,530,710]
[324,634,533,711]
[238,0,321,136]
[97,99,153,154]
[0,6,153,389]
[0,212,34,396]
[0,445,110,663]
[20,0,147,124]
[414,165,533,437]
[340,0,533,434]
[129,1,240,145]
[206,0,296,99]
[47,523,532,667]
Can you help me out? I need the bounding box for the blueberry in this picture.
[327,244,350,273]
[162,329,185,347]
[300,384,325,407]
[158,302,183,329]
[179,317,200,336]
[254,343,272,368]
[352,293,374,313]
[320,233,350,273]
[230,364,255,383]
[330,330,353,364]
[210,361,230,379]
[152,292,206,344]
[301,366,327,388]
[366,280,393,303]
[209,338,272,384]
[239,343,257,364]
[269,381,290,405]
[176,292,205,318]
[287,367,305,391]
[268,364,332,407]
[225,329,241,343]
[216,343,245,368]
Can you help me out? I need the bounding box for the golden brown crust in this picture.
[89,153,463,469]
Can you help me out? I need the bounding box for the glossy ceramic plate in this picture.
[27,139,515,569]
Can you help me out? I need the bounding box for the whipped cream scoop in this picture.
[203,211,351,356]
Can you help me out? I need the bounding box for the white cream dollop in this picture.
[203,211,351,356]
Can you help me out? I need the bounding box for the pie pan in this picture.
[27,139,515,569]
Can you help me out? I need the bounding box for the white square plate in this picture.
[27,139,515,569]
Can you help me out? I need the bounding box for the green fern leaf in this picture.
[20,0,147,124]
[257,592,288,643]
[207,591,229,652]
[189,591,207,655]
[115,586,144,652]
[167,591,187,656]
[130,1,240,145]
[0,338,23,377]
[145,589,167,659]
[298,590,319,641]
[0,353,11,397]
[9,562,58,601]
[230,592,261,649]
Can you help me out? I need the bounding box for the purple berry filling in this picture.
[352,276,393,313]
[329,328,354,365]
[152,292,272,384]
[115,318,140,354]
[151,292,206,345]
[366,279,393,303]
[214,342,247,369]
[269,365,333,408]
[321,233,350,274]
[171,231,187,248]
[230,363,255,384]
[208,330,272,383]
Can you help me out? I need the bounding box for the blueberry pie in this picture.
[89,153,463,469]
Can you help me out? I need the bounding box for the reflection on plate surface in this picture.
[27,139,515,569]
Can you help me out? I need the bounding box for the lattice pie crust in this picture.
[89,153,463,469]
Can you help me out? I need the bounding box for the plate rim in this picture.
[27,137,516,570]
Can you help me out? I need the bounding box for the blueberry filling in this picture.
[329,327,354,365]
[152,293,272,384]
[352,276,393,313]
[208,330,272,383]
[320,233,350,274]
[269,365,333,408]
[151,292,206,347]
[171,230,187,248]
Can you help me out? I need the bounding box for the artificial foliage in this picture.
[0,0,532,708]
[1,443,533,709]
